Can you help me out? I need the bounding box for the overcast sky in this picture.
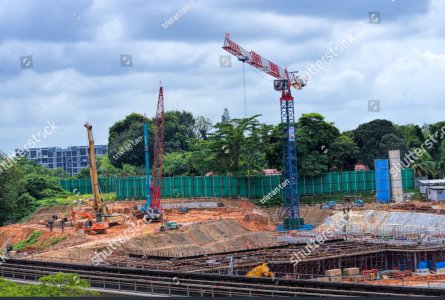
[0,0,444,154]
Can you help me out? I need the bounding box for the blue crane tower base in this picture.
[280,87,304,230]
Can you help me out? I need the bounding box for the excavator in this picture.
[83,123,123,226]
[246,262,274,278]
[71,209,108,234]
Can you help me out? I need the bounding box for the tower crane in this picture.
[222,33,307,229]
[140,86,164,223]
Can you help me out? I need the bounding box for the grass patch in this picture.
[40,236,66,249]
[13,230,43,251]
[251,195,283,207]
[37,192,116,207]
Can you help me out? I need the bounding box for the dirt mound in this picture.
[258,206,333,228]
[125,220,278,256]
[0,225,37,248]
[25,206,73,224]
[0,224,88,256]
[3,199,279,262]
[300,206,334,227]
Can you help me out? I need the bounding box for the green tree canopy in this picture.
[206,115,265,175]
[0,156,69,225]
[0,273,97,297]
[396,124,425,149]
[297,113,340,176]
[164,110,196,153]
[108,111,198,169]
[353,119,401,168]
[108,113,147,168]
[410,151,437,177]
[425,121,445,160]
[328,135,360,171]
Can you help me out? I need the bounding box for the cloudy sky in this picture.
[0,0,444,154]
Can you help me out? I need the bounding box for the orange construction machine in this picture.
[71,209,109,234]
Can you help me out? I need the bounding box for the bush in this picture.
[20,174,68,200]
[0,273,97,297]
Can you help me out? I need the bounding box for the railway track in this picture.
[1,258,444,297]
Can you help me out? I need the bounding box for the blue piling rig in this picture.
[141,120,151,212]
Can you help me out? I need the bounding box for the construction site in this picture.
[1,33,445,297]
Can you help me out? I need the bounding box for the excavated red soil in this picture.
[0,198,337,262]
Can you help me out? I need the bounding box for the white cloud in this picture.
[0,0,443,153]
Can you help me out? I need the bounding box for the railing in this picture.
[0,265,342,297]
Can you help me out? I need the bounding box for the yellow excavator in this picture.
[246,262,274,278]
[84,122,123,225]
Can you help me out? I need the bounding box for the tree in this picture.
[396,124,425,149]
[0,155,23,224]
[108,111,198,169]
[425,121,445,160]
[119,164,137,176]
[207,115,265,175]
[19,173,67,200]
[187,139,215,175]
[35,273,97,297]
[297,113,340,176]
[328,135,360,171]
[438,139,445,177]
[353,119,401,168]
[97,156,119,176]
[221,108,230,123]
[0,273,97,297]
[379,133,409,158]
[262,124,282,170]
[163,152,190,176]
[194,116,212,140]
[410,151,437,177]
[164,111,196,153]
[108,113,147,168]
[74,167,90,178]
[0,156,69,225]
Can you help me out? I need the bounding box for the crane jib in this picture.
[223,37,288,80]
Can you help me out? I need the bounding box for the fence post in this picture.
[321,176,324,194]
[190,176,193,198]
[212,176,215,197]
[261,176,264,197]
[269,175,273,194]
